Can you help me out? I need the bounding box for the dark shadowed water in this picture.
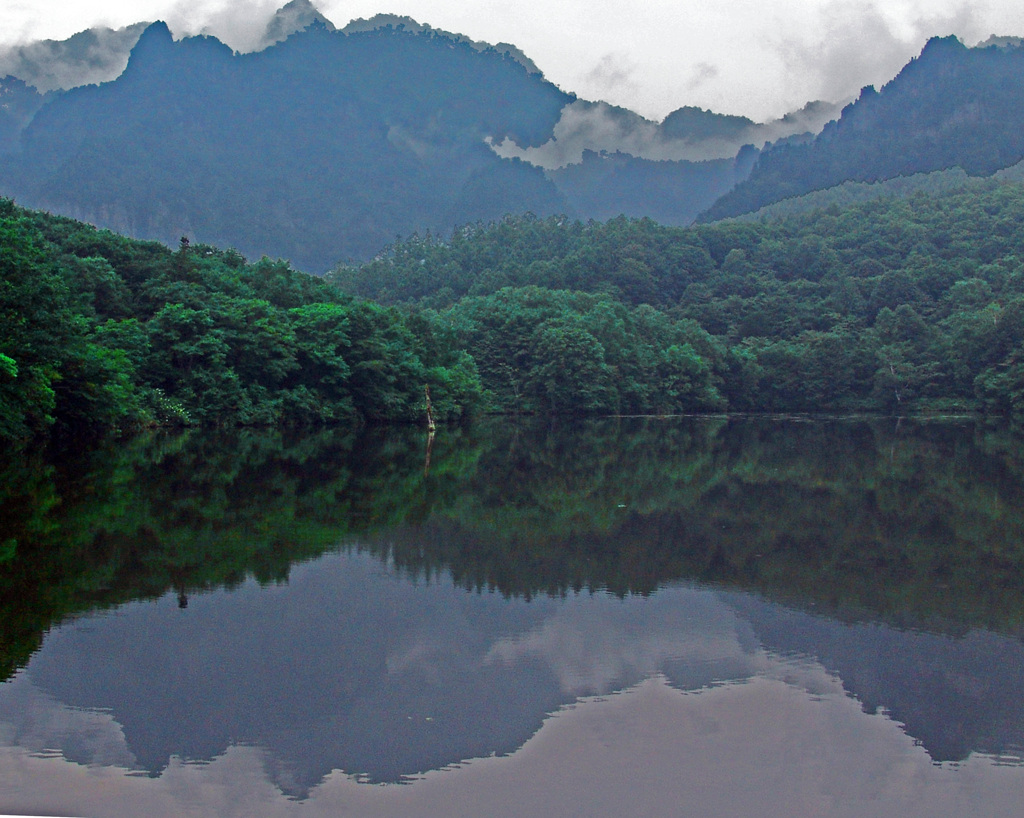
[1,416,1024,816]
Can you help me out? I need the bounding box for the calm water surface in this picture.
[1,416,1023,816]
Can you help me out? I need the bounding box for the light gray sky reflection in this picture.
[2,550,1024,816]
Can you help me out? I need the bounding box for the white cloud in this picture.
[4,1,1024,119]
[490,98,843,169]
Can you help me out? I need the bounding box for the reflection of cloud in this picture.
[3,675,1022,818]
[5,555,1024,815]
[0,671,135,768]
[482,586,847,702]
[484,589,753,696]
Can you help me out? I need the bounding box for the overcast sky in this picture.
[3,1,1024,121]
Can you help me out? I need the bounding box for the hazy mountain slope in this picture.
[496,99,836,227]
[0,1,339,92]
[340,13,541,75]
[0,2,539,94]
[0,76,52,154]
[0,23,151,93]
[0,5,850,260]
[722,161,1024,224]
[0,21,571,270]
[699,36,1024,222]
[547,147,758,225]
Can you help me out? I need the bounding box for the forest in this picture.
[0,197,481,441]
[332,179,1024,420]
[4,176,1024,445]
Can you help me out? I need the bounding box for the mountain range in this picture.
[699,35,1024,222]
[2,3,1024,270]
[1,18,571,269]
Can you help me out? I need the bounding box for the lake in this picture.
[1,416,1023,817]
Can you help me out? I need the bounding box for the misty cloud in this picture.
[5,0,1024,120]
[484,589,753,696]
[162,0,282,52]
[0,671,135,768]
[263,0,335,46]
[772,0,987,107]
[0,22,150,92]
[0,2,344,91]
[482,587,851,702]
[489,97,843,169]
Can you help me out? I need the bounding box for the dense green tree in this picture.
[0,198,482,442]
[11,175,1024,439]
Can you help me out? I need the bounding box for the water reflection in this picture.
[2,559,1024,816]
[6,674,1023,818]
[2,417,1024,814]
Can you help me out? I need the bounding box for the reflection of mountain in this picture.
[362,417,1024,633]
[5,417,1024,686]
[7,555,759,794]
[4,550,1023,802]
[727,594,1024,763]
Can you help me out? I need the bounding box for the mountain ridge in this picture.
[0,21,573,270]
[698,35,1024,222]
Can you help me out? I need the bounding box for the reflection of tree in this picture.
[367,417,1024,632]
[4,417,1024,682]
[0,423,478,679]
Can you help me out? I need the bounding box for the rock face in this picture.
[0,76,50,153]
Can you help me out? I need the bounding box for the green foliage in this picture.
[0,209,97,438]
[334,181,1024,420]
[329,214,715,310]
[441,286,724,414]
[0,199,481,442]
[9,174,1024,434]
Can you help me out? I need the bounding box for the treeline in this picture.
[0,198,480,442]
[332,181,1024,419]
[7,179,1024,441]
